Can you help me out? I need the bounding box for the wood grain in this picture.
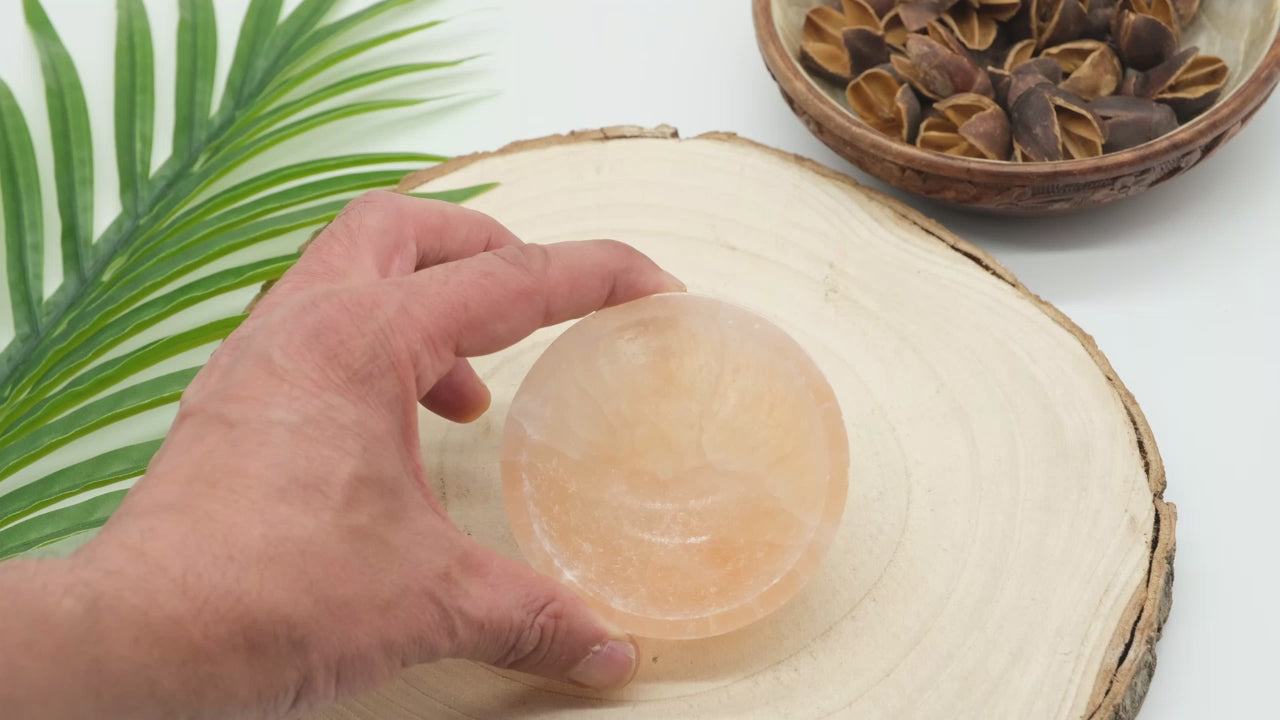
[309,126,1173,720]
[755,0,1280,214]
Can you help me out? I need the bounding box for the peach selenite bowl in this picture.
[501,293,850,639]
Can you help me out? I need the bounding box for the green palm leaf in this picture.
[0,440,162,529]
[0,490,132,559]
[114,0,156,218]
[0,81,44,348]
[23,0,93,283]
[0,368,201,482]
[0,0,495,560]
[172,0,216,162]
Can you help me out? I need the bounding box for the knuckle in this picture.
[344,189,399,215]
[490,243,551,285]
[272,286,404,376]
[494,597,568,671]
[326,190,400,239]
[294,288,379,343]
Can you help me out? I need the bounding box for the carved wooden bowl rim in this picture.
[753,0,1280,206]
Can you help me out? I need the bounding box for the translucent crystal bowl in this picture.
[501,293,850,639]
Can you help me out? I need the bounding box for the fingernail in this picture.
[568,639,637,690]
[659,271,687,293]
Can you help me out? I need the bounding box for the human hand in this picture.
[32,191,684,719]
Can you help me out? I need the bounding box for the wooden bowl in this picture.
[754,0,1280,214]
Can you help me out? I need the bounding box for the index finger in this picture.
[266,191,523,307]
[391,240,685,392]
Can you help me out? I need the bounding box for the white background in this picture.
[1,1,1277,717]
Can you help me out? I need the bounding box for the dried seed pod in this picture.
[1007,2,1035,40]
[846,66,924,141]
[942,0,1024,50]
[989,66,1013,104]
[844,27,891,75]
[802,8,853,83]
[973,0,1025,22]
[806,6,849,46]
[918,93,1013,159]
[800,2,887,84]
[839,0,886,28]
[881,9,912,49]
[862,0,899,18]
[898,0,963,31]
[1033,0,1090,48]
[925,20,978,57]
[1126,45,1191,97]
[1042,40,1123,100]
[892,33,996,100]
[1120,0,1180,31]
[1012,85,1105,160]
[801,43,853,85]
[1002,38,1038,70]
[1002,56,1065,107]
[1131,47,1229,121]
[944,4,1002,50]
[927,20,1010,72]
[1089,95,1178,151]
[1084,0,1118,39]
[971,29,1017,69]
[1112,10,1179,71]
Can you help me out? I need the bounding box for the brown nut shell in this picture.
[805,6,851,47]
[898,0,964,31]
[1112,9,1179,70]
[846,66,924,141]
[801,41,853,85]
[1120,0,1180,33]
[880,9,912,49]
[839,0,887,30]
[862,0,899,18]
[1012,84,1105,161]
[843,26,891,75]
[989,66,1013,105]
[1042,40,1123,100]
[860,0,901,17]
[917,92,1013,159]
[1002,38,1038,71]
[925,20,980,57]
[1133,48,1229,121]
[1034,0,1090,48]
[976,0,1025,23]
[801,2,889,85]
[1084,0,1118,39]
[943,4,1003,50]
[943,0,1025,51]
[1006,2,1035,40]
[1003,56,1065,106]
[894,33,996,100]
[1089,95,1178,151]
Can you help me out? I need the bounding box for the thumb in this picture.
[447,544,638,690]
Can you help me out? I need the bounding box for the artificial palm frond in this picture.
[0,0,495,559]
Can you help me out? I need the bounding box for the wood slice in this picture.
[312,126,1174,720]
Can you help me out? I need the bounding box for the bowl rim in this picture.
[753,0,1280,182]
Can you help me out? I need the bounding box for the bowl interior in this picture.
[773,0,1280,139]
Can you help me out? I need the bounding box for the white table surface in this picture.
[2,1,1277,717]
